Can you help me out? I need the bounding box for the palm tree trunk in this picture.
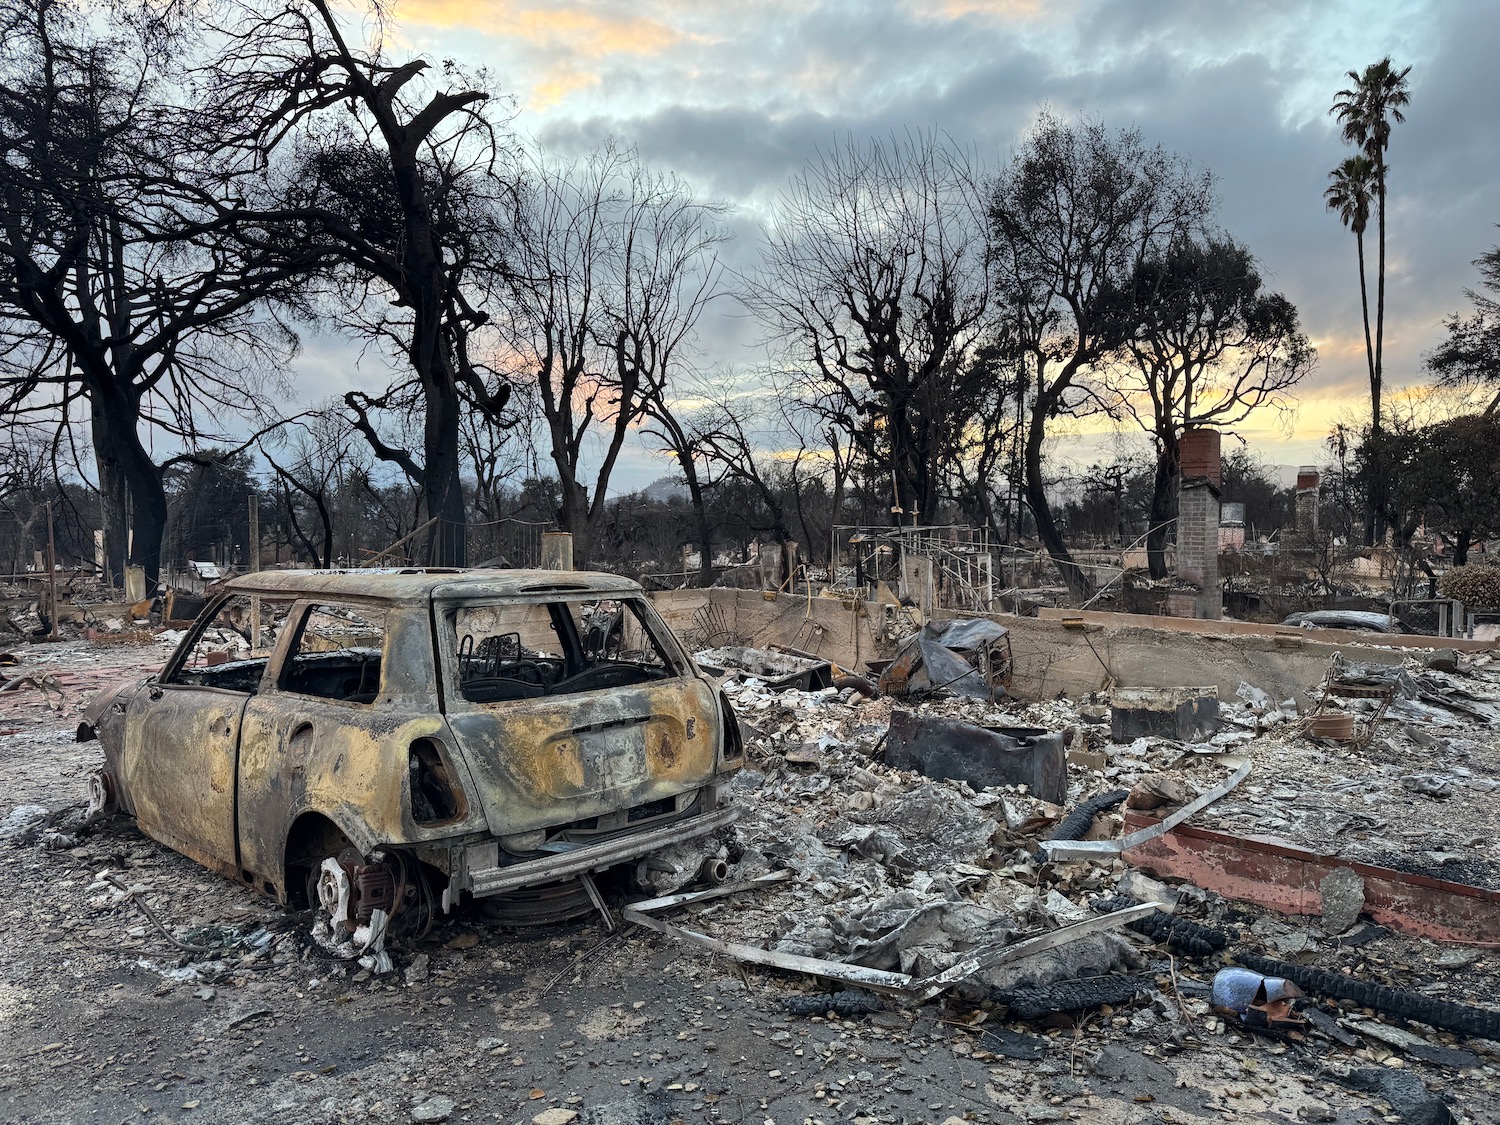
[1356,232,1375,398]
[1373,153,1386,434]
[1371,154,1389,545]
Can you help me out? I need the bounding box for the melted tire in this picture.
[1034,790,1129,861]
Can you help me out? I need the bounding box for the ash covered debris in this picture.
[646,645,1500,1120]
[6,626,1500,1122]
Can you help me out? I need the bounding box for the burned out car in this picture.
[80,569,742,968]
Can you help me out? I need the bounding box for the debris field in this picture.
[4,629,1500,1124]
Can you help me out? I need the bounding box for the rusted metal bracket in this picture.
[628,916,918,995]
[577,871,615,933]
[1122,814,1500,944]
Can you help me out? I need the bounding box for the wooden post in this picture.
[46,500,59,639]
[248,493,261,652]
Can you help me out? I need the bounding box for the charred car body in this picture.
[80,569,742,967]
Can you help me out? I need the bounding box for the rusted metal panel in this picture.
[1122,812,1500,943]
[435,590,725,842]
[445,678,720,837]
[464,804,738,897]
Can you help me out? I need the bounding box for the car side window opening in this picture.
[166,595,292,693]
[281,603,389,704]
[455,598,678,704]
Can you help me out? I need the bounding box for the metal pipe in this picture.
[699,857,730,885]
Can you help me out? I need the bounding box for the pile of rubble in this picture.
[642,643,1500,1122]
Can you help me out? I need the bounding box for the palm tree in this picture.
[1331,56,1412,437]
[1325,155,1377,403]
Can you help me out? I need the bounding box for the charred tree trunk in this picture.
[121,434,167,591]
[91,408,128,587]
[1146,438,1181,580]
[678,457,714,587]
[1024,396,1091,600]
[554,476,591,568]
[421,377,467,566]
[1454,529,1472,567]
[87,377,166,589]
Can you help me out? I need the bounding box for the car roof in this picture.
[224,568,644,606]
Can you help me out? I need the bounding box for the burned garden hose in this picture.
[1238,952,1500,1041]
[783,989,885,1017]
[1033,790,1129,862]
[992,974,1152,1019]
[1091,895,1231,959]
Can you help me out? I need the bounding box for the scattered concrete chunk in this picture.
[412,1096,456,1123]
[1425,649,1462,673]
[1319,866,1366,934]
[1124,775,1190,811]
[532,1110,580,1125]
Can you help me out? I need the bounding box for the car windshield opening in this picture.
[454,597,677,704]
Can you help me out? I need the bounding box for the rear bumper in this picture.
[443,802,739,907]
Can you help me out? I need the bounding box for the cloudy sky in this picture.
[301,0,1500,491]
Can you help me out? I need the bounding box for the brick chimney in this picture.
[1176,429,1222,619]
[1295,465,1320,537]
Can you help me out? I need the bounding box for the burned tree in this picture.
[1427,237,1500,415]
[200,0,520,565]
[1119,235,1314,577]
[506,145,726,567]
[1396,413,1500,565]
[687,375,828,564]
[0,0,310,586]
[989,115,1214,598]
[262,410,363,568]
[750,132,993,527]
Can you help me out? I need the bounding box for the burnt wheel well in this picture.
[284,813,353,909]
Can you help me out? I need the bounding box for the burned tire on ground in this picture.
[1238,953,1500,1041]
[783,990,886,1017]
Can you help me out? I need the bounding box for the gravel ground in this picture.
[2,638,1499,1124]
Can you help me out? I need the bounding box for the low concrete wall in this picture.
[652,588,1427,706]
[1037,607,1499,653]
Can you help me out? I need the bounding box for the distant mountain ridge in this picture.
[642,476,690,502]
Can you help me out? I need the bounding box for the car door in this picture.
[122,593,289,877]
[236,599,393,885]
[124,685,247,875]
